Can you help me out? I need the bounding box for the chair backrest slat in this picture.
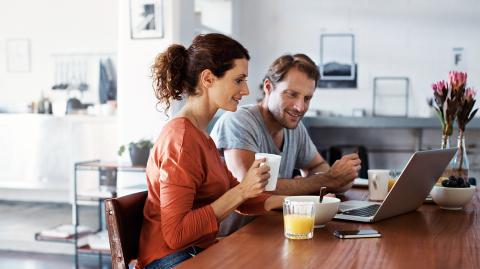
[105,191,148,269]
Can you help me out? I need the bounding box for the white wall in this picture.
[116,0,195,186]
[234,0,480,117]
[117,0,195,147]
[196,0,233,34]
[0,0,118,112]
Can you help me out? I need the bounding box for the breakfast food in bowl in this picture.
[431,176,476,210]
[441,176,471,188]
[285,196,340,228]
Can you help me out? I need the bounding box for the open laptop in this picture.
[334,148,457,223]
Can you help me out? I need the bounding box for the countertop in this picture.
[302,115,480,129]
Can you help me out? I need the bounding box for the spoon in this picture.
[319,186,327,203]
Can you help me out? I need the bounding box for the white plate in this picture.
[353,177,368,187]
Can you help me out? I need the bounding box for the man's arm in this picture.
[299,153,330,176]
[224,149,361,196]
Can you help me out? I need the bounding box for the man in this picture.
[211,54,361,235]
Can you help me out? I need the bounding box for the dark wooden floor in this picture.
[0,250,112,269]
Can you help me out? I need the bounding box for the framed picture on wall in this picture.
[130,0,164,39]
[318,33,357,89]
[6,39,31,72]
[373,77,410,117]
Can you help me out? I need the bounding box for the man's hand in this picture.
[326,153,361,190]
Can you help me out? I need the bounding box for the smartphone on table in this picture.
[334,229,381,239]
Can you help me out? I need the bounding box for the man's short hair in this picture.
[263,54,320,89]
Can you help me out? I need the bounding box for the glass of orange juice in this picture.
[283,200,315,239]
[388,178,396,191]
[388,169,401,191]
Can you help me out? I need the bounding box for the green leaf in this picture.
[129,139,154,149]
[118,145,125,156]
[434,109,444,126]
[467,108,478,123]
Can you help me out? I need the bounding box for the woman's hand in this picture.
[238,158,270,200]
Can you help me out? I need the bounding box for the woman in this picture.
[137,33,284,269]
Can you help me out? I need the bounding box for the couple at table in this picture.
[137,33,361,269]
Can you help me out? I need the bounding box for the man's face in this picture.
[266,68,316,129]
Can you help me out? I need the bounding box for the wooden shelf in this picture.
[35,230,91,244]
[70,159,146,265]
[78,244,110,255]
[35,229,111,256]
[75,160,146,172]
[77,190,116,201]
[35,232,76,243]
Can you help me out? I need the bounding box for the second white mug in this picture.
[368,169,390,201]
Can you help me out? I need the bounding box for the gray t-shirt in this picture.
[211,104,317,178]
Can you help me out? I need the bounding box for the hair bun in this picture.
[152,44,188,112]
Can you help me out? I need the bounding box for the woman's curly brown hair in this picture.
[151,33,250,113]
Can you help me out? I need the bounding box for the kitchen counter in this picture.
[0,114,118,202]
[302,115,480,129]
[302,115,480,180]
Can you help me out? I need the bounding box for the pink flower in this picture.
[432,71,477,134]
[465,87,476,101]
[432,80,447,95]
[448,71,467,91]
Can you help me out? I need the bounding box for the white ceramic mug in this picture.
[255,153,282,191]
[52,100,67,116]
[368,169,390,201]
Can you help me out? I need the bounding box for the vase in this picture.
[441,134,451,150]
[451,131,469,179]
[439,135,453,181]
[129,145,150,167]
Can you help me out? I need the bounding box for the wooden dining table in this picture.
[177,188,479,269]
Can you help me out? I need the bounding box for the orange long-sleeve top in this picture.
[136,118,270,268]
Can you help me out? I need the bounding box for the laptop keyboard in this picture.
[341,204,381,217]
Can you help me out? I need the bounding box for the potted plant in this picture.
[118,139,154,167]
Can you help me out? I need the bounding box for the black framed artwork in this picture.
[130,0,164,39]
[318,33,357,89]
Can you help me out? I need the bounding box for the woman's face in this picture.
[209,58,249,112]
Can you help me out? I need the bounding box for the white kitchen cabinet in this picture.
[0,114,118,202]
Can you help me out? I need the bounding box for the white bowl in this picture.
[285,196,340,228]
[431,186,476,210]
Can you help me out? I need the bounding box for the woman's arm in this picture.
[263,195,286,211]
[211,158,270,221]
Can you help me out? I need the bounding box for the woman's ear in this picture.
[199,69,216,90]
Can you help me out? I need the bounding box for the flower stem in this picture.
[457,130,464,172]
